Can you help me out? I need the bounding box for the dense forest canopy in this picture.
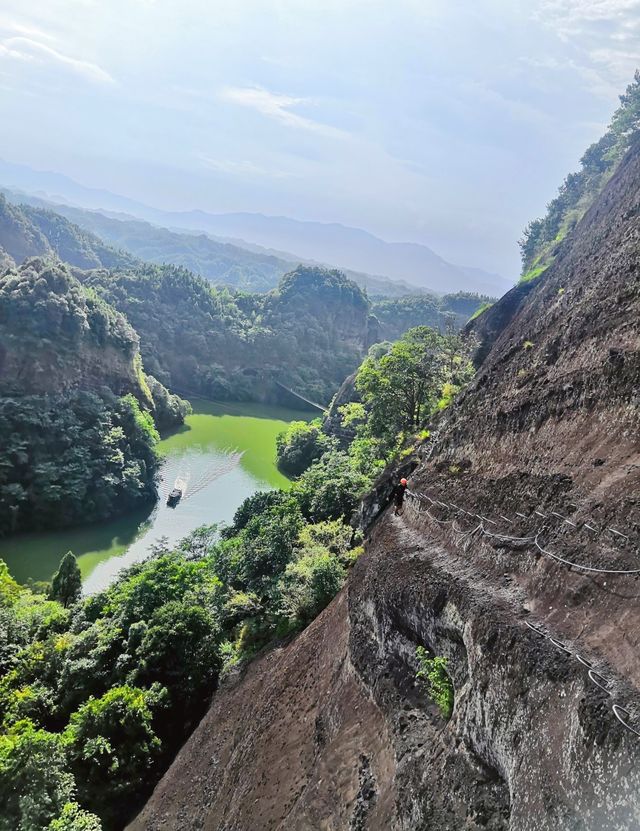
[0,257,137,359]
[0,260,189,536]
[79,263,376,404]
[0,194,134,273]
[371,292,494,341]
[519,70,640,282]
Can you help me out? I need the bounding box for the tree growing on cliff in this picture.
[50,552,82,608]
[356,326,470,447]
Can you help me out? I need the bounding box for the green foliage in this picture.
[371,292,494,341]
[128,600,221,717]
[0,391,158,534]
[47,802,102,831]
[520,70,640,278]
[65,686,160,822]
[0,258,138,359]
[415,647,454,719]
[356,326,472,448]
[50,554,82,609]
[278,551,345,626]
[294,451,370,522]
[338,402,366,428]
[146,375,191,431]
[276,419,336,476]
[0,719,74,831]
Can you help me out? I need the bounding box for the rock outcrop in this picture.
[129,144,640,830]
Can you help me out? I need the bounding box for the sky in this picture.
[1,0,639,277]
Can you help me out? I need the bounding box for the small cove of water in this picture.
[0,400,309,593]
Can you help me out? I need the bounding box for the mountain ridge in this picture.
[0,158,509,297]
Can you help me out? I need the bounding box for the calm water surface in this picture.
[0,400,309,593]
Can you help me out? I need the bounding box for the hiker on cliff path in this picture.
[392,478,408,515]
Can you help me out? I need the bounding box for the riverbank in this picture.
[0,400,311,592]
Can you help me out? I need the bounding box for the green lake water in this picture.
[0,400,309,593]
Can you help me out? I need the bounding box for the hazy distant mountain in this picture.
[1,188,424,298]
[163,212,509,296]
[0,159,510,297]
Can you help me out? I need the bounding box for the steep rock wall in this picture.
[130,145,640,830]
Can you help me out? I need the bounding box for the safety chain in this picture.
[403,488,640,739]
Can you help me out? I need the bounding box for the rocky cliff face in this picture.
[129,145,640,831]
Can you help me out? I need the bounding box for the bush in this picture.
[276,419,335,476]
[65,686,160,823]
[416,647,453,719]
[294,450,369,522]
[278,551,345,627]
[48,802,102,830]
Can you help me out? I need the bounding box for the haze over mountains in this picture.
[0,159,509,297]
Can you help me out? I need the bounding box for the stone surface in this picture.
[129,143,640,831]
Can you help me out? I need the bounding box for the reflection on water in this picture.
[0,400,309,593]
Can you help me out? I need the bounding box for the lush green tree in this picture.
[0,719,74,831]
[276,419,336,476]
[294,450,369,522]
[146,375,191,431]
[50,553,82,609]
[129,600,221,721]
[65,686,160,823]
[278,551,345,626]
[356,327,448,443]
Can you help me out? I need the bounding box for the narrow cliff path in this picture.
[392,490,640,707]
[130,140,640,831]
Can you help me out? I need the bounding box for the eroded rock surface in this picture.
[129,144,640,830]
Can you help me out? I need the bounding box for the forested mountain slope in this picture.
[0,196,492,406]
[22,198,297,292]
[0,190,432,298]
[79,263,376,404]
[0,194,134,272]
[131,135,640,830]
[519,70,640,282]
[0,259,181,534]
[0,163,509,296]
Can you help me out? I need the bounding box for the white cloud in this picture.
[198,153,292,179]
[219,85,348,138]
[533,0,640,92]
[0,36,114,84]
[0,14,55,42]
[539,0,640,26]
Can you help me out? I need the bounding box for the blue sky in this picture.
[1,0,639,276]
